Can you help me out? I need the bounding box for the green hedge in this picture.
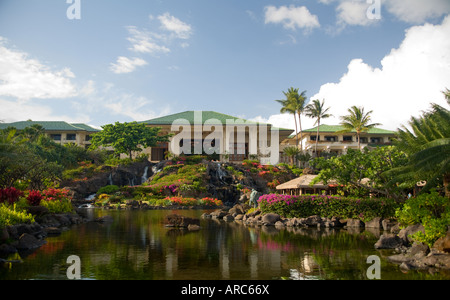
[258,194,402,221]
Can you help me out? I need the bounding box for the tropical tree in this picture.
[389,91,450,197]
[90,121,171,159]
[305,99,333,156]
[275,88,308,150]
[339,106,381,150]
[283,146,301,165]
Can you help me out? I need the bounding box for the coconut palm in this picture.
[305,99,333,156]
[339,106,381,150]
[283,146,301,165]
[275,88,308,150]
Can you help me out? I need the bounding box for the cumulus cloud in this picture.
[309,16,450,130]
[0,39,77,100]
[336,0,378,27]
[158,12,193,39]
[264,5,320,31]
[110,56,148,74]
[384,0,450,23]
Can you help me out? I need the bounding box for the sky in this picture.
[0,0,449,132]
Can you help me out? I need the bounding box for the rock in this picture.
[346,219,365,228]
[25,206,49,217]
[44,227,62,236]
[0,227,9,243]
[374,234,404,249]
[201,213,212,218]
[275,221,285,227]
[210,209,228,219]
[262,213,281,226]
[16,233,46,250]
[94,216,114,223]
[398,224,425,245]
[223,215,235,222]
[382,219,397,231]
[188,224,200,231]
[433,230,450,253]
[229,204,246,216]
[305,215,322,227]
[164,214,200,228]
[0,243,17,255]
[365,217,383,229]
[234,214,244,221]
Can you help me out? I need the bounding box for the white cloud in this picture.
[264,5,320,31]
[110,56,148,74]
[309,15,450,130]
[0,39,77,100]
[158,12,193,39]
[384,0,450,23]
[336,0,377,27]
[126,26,170,55]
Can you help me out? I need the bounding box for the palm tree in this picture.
[391,96,450,197]
[339,106,381,150]
[305,99,333,157]
[275,88,308,150]
[283,146,301,165]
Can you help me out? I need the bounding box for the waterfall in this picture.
[216,163,227,182]
[108,173,113,185]
[141,166,149,184]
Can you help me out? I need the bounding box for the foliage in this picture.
[304,99,333,156]
[258,194,401,221]
[389,97,450,196]
[311,146,408,198]
[90,121,171,159]
[40,188,73,213]
[0,204,35,227]
[26,190,43,206]
[0,187,24,205]
[97,185,120,195]
[163,196,222,207]
[338,106,381,150]
[395,190,450,246]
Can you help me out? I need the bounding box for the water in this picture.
[1,209,449,280]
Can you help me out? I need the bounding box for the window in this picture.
[310,136,320,141]
[343,136,353,142]
[370,137,382,143]
[50,134,61,141]
[67,134,76,141]
[359,137,368,143]
[325,136,337,142]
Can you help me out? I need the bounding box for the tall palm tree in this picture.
[276,88,299,147]
[305,99,333,157]
[339,106,381,150]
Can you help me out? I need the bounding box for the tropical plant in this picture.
[339,106,381,150]
[283,146,301,165]
[276,88,308,149]
[388,91,450,196]
[304,99,333,156]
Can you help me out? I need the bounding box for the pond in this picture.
[1,209,449,280]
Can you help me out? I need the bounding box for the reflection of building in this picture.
[0,120,100,148]
[282,124,396,157]
[139,111,294,163]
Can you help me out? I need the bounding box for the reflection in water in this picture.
[1,209,449,280]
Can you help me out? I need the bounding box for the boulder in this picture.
[188,224,201,231]
[398,224,425,245]
[305,215,322,227]
[346,219,365,228]
[234,214,244,221]
[365,217,383,229]
[262,213,281,226]
[223,215,235,222]
[164,214,200,228]
[433,230,450,253]
[374,234,404,249]
[0,227,9,243]
[382,219,397,231]
[16,233,46,250]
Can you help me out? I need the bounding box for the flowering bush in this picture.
[26,190,43,206]
[163,196,222,207]
[40,188,73,213]
[0,187,24,205]
[258,194,400,221]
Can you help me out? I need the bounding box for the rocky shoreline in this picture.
[0,209,86,260]
[202,204,450,272]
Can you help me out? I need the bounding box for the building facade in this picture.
[0,121,100,148]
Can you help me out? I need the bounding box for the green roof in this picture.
[303,124,395,134]
[0,121,100,132]
[141,111,260,126]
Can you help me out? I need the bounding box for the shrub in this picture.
[40,188,73,213]
[258,194,401,221]
[396,190,450,247]
[97,185,120,195]
[0,204,35,227]
[0,187,24,205]
[26,190,43,206]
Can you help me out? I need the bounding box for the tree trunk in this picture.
[444,173,450,198]
[315,120,320,157]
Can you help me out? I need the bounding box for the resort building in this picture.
[138,111,294,164]
[0,121,100,148]
[283,124,396,157]
[276,174,338,195]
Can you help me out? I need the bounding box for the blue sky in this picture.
[1,0,449,131]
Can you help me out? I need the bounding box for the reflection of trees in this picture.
[2,210,448,280]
